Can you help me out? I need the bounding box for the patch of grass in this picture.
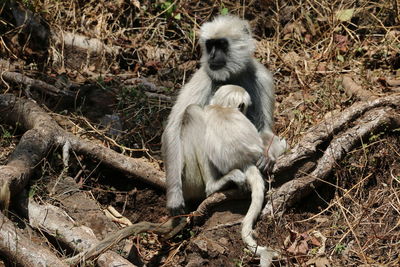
[334,243,346,254]
[0,125,14,145]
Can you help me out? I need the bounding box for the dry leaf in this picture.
[310,230,327,255]
[131,0,140,9]
[336,9,354,22]
[282,51,301,66]
[334,34,350,52]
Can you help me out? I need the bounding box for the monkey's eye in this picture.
[205,39,215,53]
[205,38,229,54]
[238,103,245,113]
[217,38,228,51]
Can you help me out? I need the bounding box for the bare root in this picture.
[1,83,399,265]
[273,94,400,180]
[65,189,244,265]
[0,211,68,267]
[0,94,165,209]
[265,95,400,218]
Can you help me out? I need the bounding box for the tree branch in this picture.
[263,106,400,218]
[0,211,67,266]
[0,94,165,210]
[25,200,136,267]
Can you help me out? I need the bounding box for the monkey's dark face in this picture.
[205,38,229,70]
[199,15,255,81]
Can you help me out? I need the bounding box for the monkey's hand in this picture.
[258,136,288,173]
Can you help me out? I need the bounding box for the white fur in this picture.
[206,86,278,267]
[162,68,213,211]
[162,15,284,235]
[162,14,284,264]
[204,105,263,173]
[209,84,252,112]
[199,16,255,81]
[242,166,279,267]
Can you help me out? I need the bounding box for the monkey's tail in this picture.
[241,166,278,267]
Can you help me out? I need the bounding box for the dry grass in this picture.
[263,135,400,266]
[23,0,398,146]
[1,0,400,266]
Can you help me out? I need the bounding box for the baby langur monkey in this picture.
[182,85,278,267]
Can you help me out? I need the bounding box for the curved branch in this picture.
[0,94,165,208]
[65,189,245,265]
[273,94,400,178]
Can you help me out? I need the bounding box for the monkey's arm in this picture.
[163,68,212,215]
[254,60,275,137]
[162,124,185,215]
[254,61,288,169]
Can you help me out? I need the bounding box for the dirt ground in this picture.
[1,0,400,266]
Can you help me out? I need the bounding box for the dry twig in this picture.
[65,219,178,265]
[1,71,73,96]
[64,189,245,265]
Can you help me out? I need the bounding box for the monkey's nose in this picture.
[209,62,226,70]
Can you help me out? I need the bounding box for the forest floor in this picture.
[0,0,400,266]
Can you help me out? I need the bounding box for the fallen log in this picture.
[0,71,73,96]
[25,200,136,267]
[0,211,68,267]
[52,30,121,55]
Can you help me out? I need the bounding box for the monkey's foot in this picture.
[258,247,280,267]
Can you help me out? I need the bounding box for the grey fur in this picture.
[162,15,284,215]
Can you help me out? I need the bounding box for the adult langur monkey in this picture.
[162,14,286,216]
[182,84,278,267]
